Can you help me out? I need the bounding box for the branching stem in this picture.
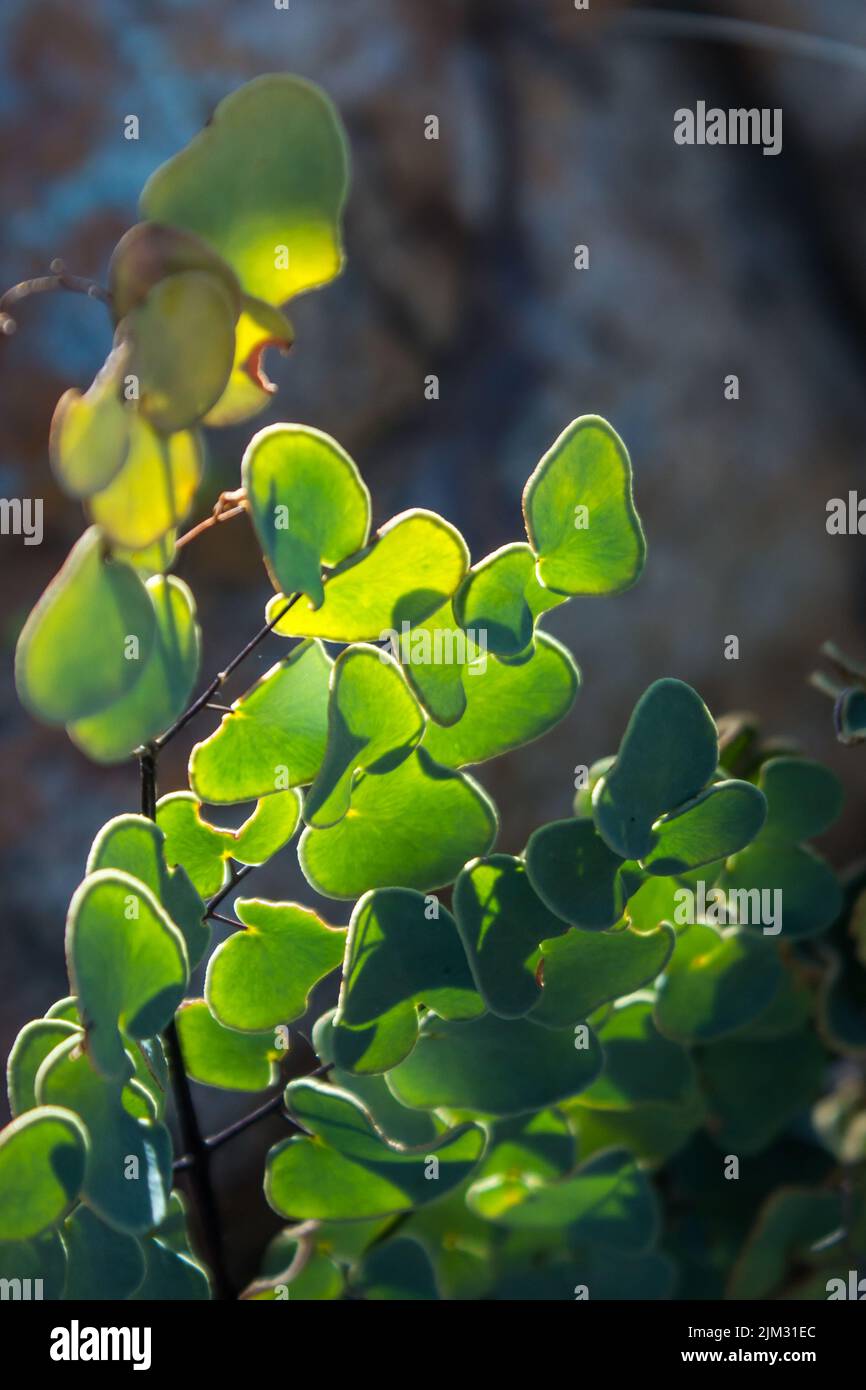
[0,259,111,334]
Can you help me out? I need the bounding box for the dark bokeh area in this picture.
[2,0,866,1287]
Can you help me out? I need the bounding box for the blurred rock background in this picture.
[1,0,865,1287]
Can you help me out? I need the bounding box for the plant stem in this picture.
[154,598,297,750]
[172,1062,333,1170]
[139,746,235,1301]
[0,259,111,334]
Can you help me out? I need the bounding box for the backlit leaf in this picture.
[640,780,767,876]
[243,424,370,607]
[331,888,482,1073]
[422,633,579,768]
[89,418,203,551]
[175,999,280,1090]
[121,269,236,433]
[523,416,646,595]
[68,575,201,764]
[65,869,188,1079]
[529,922,675,1029]
[15,528,155,725]
[453,543,564,659]
[37,1037,172,1235]
[49,344,132,498]
[305,646,424,828]
[654,922,782,1044]
[299,748,498,899]
[592,679,718,860]
[189,641,332,803]
[205,898,345,1032]
[386,1011,603,1117]
[267,510,469,642]
[452,854,569,1018]
[140,75,349,304]
[203,296,294,427]
[265,1078,484,1220]
[0,1107,87,1240]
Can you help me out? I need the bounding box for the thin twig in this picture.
[176,491,248,552]
[153,597,297,750]
[173,1062,334,1168]
[206,863,255,915]
[0,259,111,334]
[208,910,246,931]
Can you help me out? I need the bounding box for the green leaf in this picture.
[576,998,697,1109]
[592,679,719,860]
[313,1011,441,1145]
[422,633,579,768]
[66,869,188,1079]
[305,646,424,828]
[728,1188,843,1299]
[63,1206,146,1300]
[453,543,564,659]
[68,575,201,764]
[468,1149,657,1254]
[15,527,155,725]
[0,1107,87,1240]
[109,220,242,320]
[331,888,483,1073]
[37,1037,173,1235]
[243,424,370,607]
[640,780,766,875]
[299,748,498,899]
[267,510,469,642]
[86,813,208,968]
[403,1186,498,1300]
[202,296,294,427]
[525,817,631,930]
[265,1078,484,1220]
[7,1018,81,1116]
[698,1031,827,1154]
[230,790,304,864]
[493,1246,675,1301]
[654,923,782,1044]
[140,74,349,304]
[49,344,131,498]
[756,757,844,843]
[190,640,332,803]
[397,601,467,726]
[470,1110,576,1192]
[523,416,646,595]
[353,1239,439,1301]
[205,898,345,1032]
[175,1000,280,1090]
[452,854,569,1018]
[719,841,843,941]
[568,1092,704,1167]
[0,1230,67,1300]
[89,417,203,551]
[156,790,302,896]
[529,922,675,1029]
[130,1237,211,1300]
[122,269,236,432]
[386,1012,603,1117]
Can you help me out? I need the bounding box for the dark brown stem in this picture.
[139,746,235,1301]
[0,259,111,334]
[172,1063,334,1170]
[153,598,297,750]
